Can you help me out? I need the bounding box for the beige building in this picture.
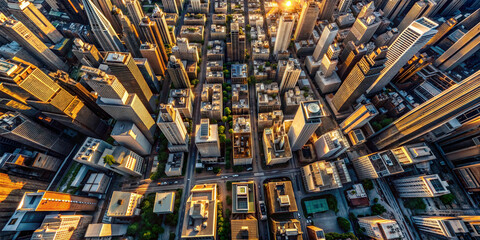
[258,110,284,131]
[169,88,195,119]
[358,216,403,240]
[231,217,259,240]
[165,152,184,176]
[195,119,221,158]
[263,122,292,166]
[270,219,303,240]
[201,84,223,120]
[301,160,351,193]
[153,192,175,214]
[181,184,217,240]
[265,181,298,215]
[107,191,143,217]
[233,116,252,165]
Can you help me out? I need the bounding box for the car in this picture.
[246,167,253,171]
[174,181,179,184]
[259,201,267,220]
[207,167,213,171]
[158,182,167,186]
[221,176,228,179]
[232,174,239,177]
[297,213,301,219]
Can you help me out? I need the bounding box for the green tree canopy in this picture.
[103,155,115,165]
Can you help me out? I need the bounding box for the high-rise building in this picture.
[3,191,97,233]
[138,17,169,65]
[337,0,352,13]
[134,58,159,93]
[397,0,436,33]
[125,0,144,31]
[157,104,189,152]
[294,1,319,40]
[111,121,152,155]
[318,0,339,20]
[103,52,155,112]
[31,214,92,240]
[162,0,178,14]
[412,216,480,239]
[344,13,381,45]
[279,58,301,93]
[114,8,142,58]
[167,55,191,89]
[312,23,338,61]
[358,216,403,240]
[288,100,324,151]
[301,159,350,192]
[91,0,121,33]
[172,38,199,62]
[353,149,404,180]
[263,122,292,165]
[273,13,295,54]
[229,23,246,62]
[191,0,201,12]
[81,66,156,143]
[339,103,378,133]
[332,47,388,112]
[393,174,450,198]
[8,0,63,44]
[367,18,438,94]
[107,191,143,217]
[314,129,350,159]
[423,17,457,49]
[454,163,480,192]
[83,0,125,52]
[181,184,217,240]
[0,14,67,71]
[382,0,410,21]
[195,118,221,157]
[0,59,108,138]
[434,21,480,71]
[72,38,104,67]
[140,42,166,76]
[151,4,174,46]
[337,42,368,80]
[371,69,480,149]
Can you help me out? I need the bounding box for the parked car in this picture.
[232,174,239,177]
[259,201,267,220]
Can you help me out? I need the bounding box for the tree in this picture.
[226,181,232,191]
[103,154,115,165]
[325,232,358,240]
[224,107,231,116]
[362,179,374,190]
[337,217,351,232]
[440,193,455,205]
[213,167,221,174]
[223,90,228,96]
[371,203,386,215]
[223,96,228,103]
[222,116,228,122]
[218,125,225,134]
[226,86,231,91]
[219,134,227,143]
[141,230,155,240]
[226,195,232,205]
[127,222,139,236]
[229,129,234,134]
[404,198,426,210]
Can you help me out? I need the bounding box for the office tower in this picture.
[0,59,108,138]
[338,0,352,13]
[301,160,348,192]
[91,0,121,33]
[181,184,217,240]
[0,112,72,156]
[337,42,367,79]
[81,66,156,143]
[157,104,188,152]
[0,14,67,72]
[357,1,375,18]
[294,1,319,40]
[412,216,480,238]
[314,44,342,93]
[31,214,92,240]
[167,56,191,88]
[288,101,324,151]
[454,162,480,192]
[372,70,480,149]
[382,0,410,21]
[191,0,201,12]
[263,122,292,166]
[140,42,166,76]
[423,17,456,49]
[375,28,399,47]
[8,0,63,44]
[312,23,338,61]
[339,103,379,133]
[397,0,436,33]
[279,58,301,93]
[111,121,152,155]
[358,216,403,240]
[172,38,199,62]
[314,129,350,159]
[49,70,110,120]
[125,0,144,30]
[72,38,104,67]
[230,23,246,62]
[392,53,432,83]
[138,17,169,65]
[83,0,125,52]
[367,18,438,94]
[135,58,159,93]
[318,0,339,20]
[434,21,480,71]
[273,13,295,54]
[195,119,221,157]
[344,14,381,46]
[114,8,142,58]
[3,191,98,233]
[332,47,388,112]
[103,52,155,112]
[439,0,466,16]
[393,174,450,198]
[57,0,89,24]
[353,149,405,179]
[151,4,174,46]
[162,0,178,14]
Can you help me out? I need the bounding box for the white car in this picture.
[221,176,228,179]
[232,174,239,177]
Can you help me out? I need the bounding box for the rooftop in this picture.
[266,181,297,214]
[107,191,142,217]
[232,181,255,213]
[231,64,248,78]
[301,160,343,193]
[153,192,175,214]
[181,184,217,239]
[231,218,259,239]
[85,224,128,238]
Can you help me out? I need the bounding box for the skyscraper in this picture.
[81,66,156,143]
[83,0,125,52]
[371,69,480,150]
[229,23,245,62]
[111,121,152,155]
[382,0,410,21]
[140,42,166,76]
[91,0,121,33]
[337,0,352,13]
[195,119,221,157]
[393,174,450,198]
[344,13,381,45]
[125,0,144,31]
[339,103,379,133]
[396,0,436,33]
[337,42,367,79]
[318,0,339,20]
[114,8,142,58]
[367,18,438,94]
[151,4,174,46]
[72,38,104,67]
[162,0,178,14]
[279,58,301,93]
[294,1,319,40]
[138,17,169,66]
[8,0,63,44]
[332,47,388,112]
[31,214,92,240]
[423,17,457,49]
[434,21,480,71]
[358,216,403,240]
[0,14,67,71]
[312,23,338,61]
[103,52,155,112]
[273,13,295,54]
[157,104,188,152]
[167,56,191,88]
[412,216,480,239]
[288,100,324,151]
